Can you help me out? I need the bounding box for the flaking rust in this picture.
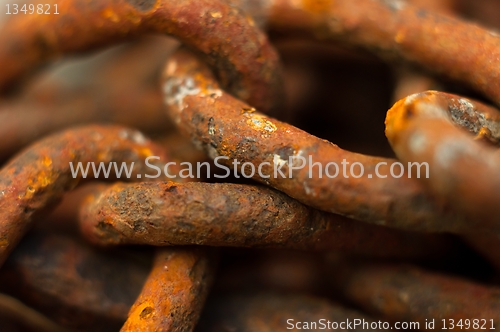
[162,48,465,233]
[385,91,500,231]
[79,181,455,260]
[0,125,172,267]
[121,247,217,331]
[0,0,500,329]
[385,90,500,269]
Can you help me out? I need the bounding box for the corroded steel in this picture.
[0,125,171,267]
[162,48,464,232]
[121,247,216,331]
[386,91,500,230]
[0,0,283,113]
[79,181,455,259]
[236,0,500,108]
[331,262,500,330]
[0,0,499,329]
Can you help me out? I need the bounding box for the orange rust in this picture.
[300,0,332,15]
[0,1,499,329]
[0,0,283,113]
[236,0,500,108]
[0,125,173,267]
[390,0,457,102]
[162,48,465,233]
[330,262,500,330]
[121,247,216,331]
[385,91,500,232]
[79,181,455,259]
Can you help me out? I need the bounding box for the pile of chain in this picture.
[1,0,500,331]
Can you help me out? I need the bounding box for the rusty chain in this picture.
[0,0,500,330]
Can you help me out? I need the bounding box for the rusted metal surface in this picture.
[391,0,455,103]
[0,232,150,331]
[0,37,176,161]
[1,0,500,330]
[0,125,172,267]
[0,0,283,113]
[236,0,500,108]
[79,181,455,259]
[384,90,500,268]
[162,48,465,232]
[121,247,216,331]
[330,262,500,330]
[197,292,379,332]
[385,91,500,231]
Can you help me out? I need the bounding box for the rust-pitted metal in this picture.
[389,91,500,143]
[237,0,500,108]
[385,91,500,231]
[121,247,216,331]
[79,181,455,259]
[331,262,500,330]
[162,48,465,232]
[2,0,500,327]
[0,0,282,113]
[197,292,380,332]
[0,125,172,267]
[0,232,149,331]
